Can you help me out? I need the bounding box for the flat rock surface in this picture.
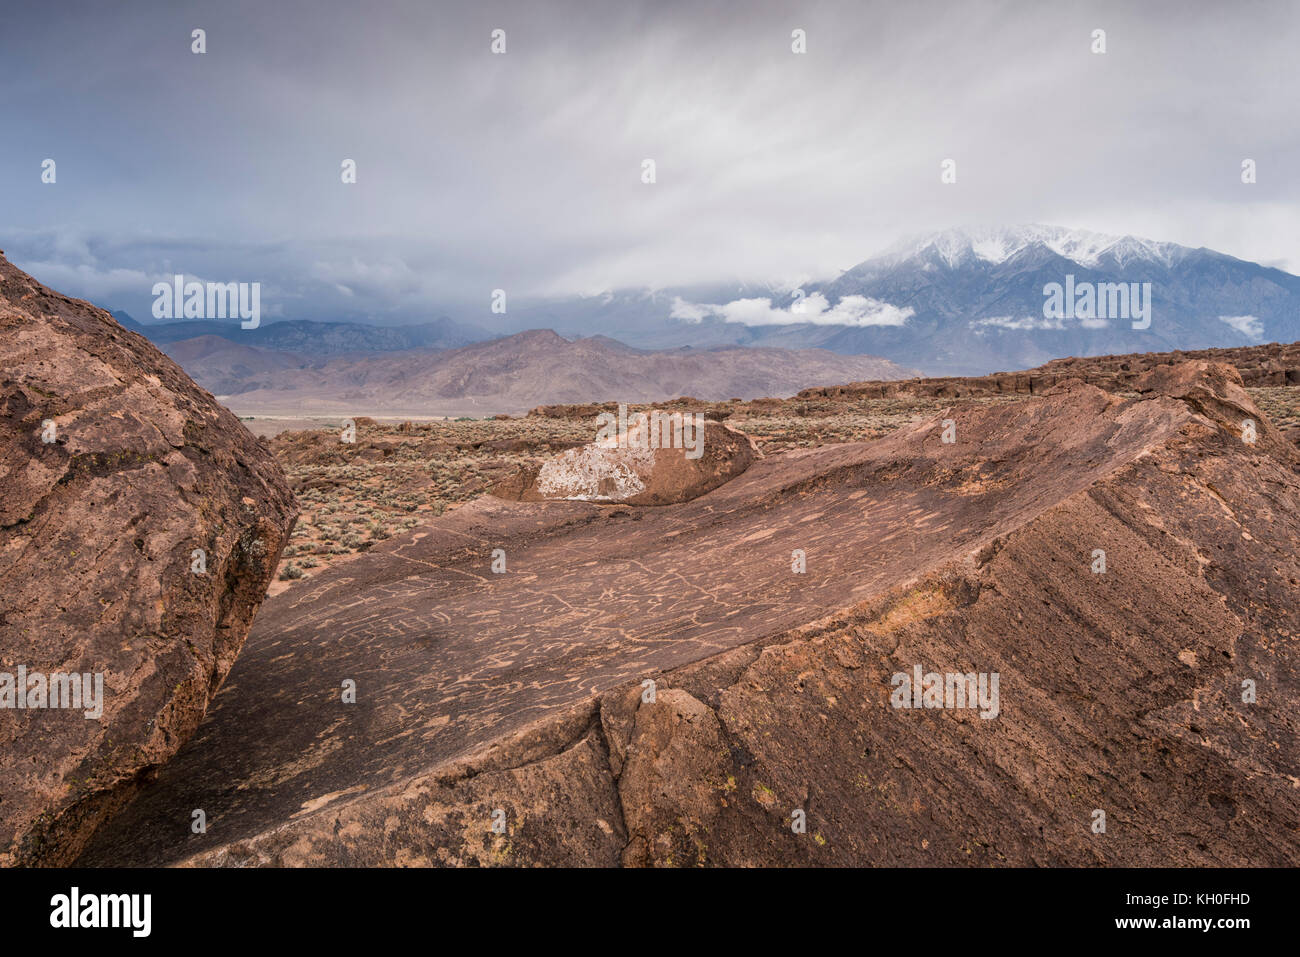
[77,363,1270,866]
[0,255,297,865]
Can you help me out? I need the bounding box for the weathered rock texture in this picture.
[493,418,758,505]
[798,340,1300,401]
[0,254,297,865]
[77,361,1299,867]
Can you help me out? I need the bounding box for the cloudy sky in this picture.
[2,0,1296,326]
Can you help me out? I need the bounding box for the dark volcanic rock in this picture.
[0,254,297,865]
[797,340,1300,401]
[1134,360,1295,457]
[76,361,1300,867]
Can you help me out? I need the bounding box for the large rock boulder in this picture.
[0,253,297,865]
[494,415,758,505]
[1134,359,1295,458]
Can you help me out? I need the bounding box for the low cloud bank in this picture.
[671,292,913,328]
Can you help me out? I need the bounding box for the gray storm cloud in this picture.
[1,0,1296,325]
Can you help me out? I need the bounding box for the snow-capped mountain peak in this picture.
[873,225,1187,271]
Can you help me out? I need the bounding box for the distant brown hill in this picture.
[163,328,917,416]
[163,335,312,395]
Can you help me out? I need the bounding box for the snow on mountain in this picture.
[502,225,1300,376]
[875,225,1187,270]
[803,225,1300,373]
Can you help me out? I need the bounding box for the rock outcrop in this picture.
[493,417,758,505]
[0,254,297,865]
[797,340,1300,401]
[74,360,1300,867]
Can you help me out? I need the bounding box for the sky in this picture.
[2,0,1297,326]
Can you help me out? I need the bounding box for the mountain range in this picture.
[502,226,1300,374]
[112,313,487,355]
[110,226,1300,393]
[173,328,915,416]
